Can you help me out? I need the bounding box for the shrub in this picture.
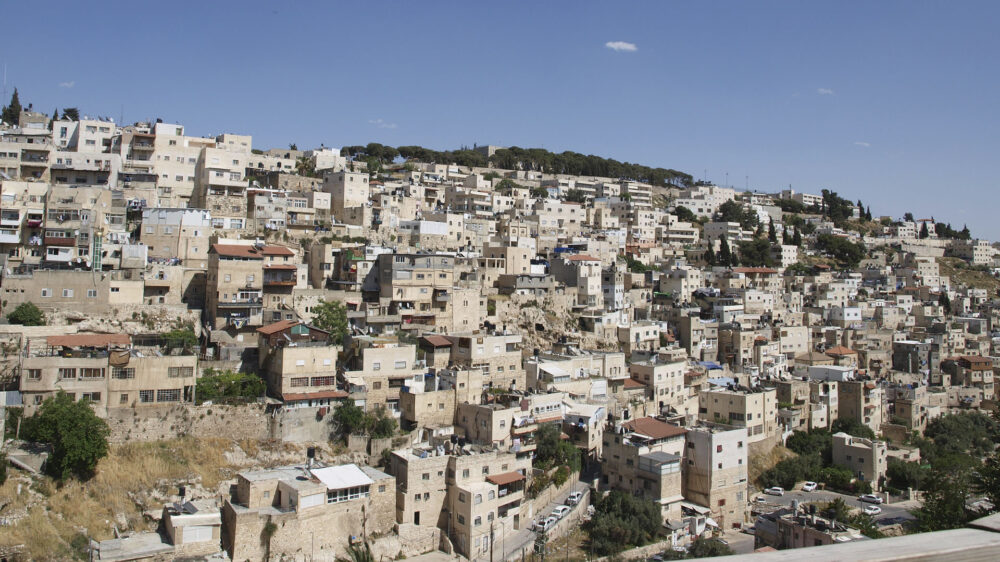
[21,391,109,480]
[6,302,45,326]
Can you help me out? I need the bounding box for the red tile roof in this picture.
[281,390,348,402]
[623,378,646,390]
[257,320,299,335]
[262,245,295,256]
[421,335,453,348]
[826,345,857,356]
[47,334,130,347]
[623,417,687,440]
[486,471,526,486]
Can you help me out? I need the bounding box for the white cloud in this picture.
[58,81,75,88]
[368,118,397,129]
[817,88,834,95]
[854,141,871,147]
[605,41,637,52]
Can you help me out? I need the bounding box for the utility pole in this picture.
[490,521,495,562]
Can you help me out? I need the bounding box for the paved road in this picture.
[752,488,918,524]
[480,481,590,562]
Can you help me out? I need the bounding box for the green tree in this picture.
[938,292,951,314]
[311,299,349,342]
[887,458,925,492]
[331,400,366,436]
[919,222,929,239]
[718,236,732,267]
[1,88,22,125]
[534,423,581,473]
[736,238,775,267]
[22,391,109,480]
[6,301,45,326]
[831,417,876,439]
[911,460,978,532]
[163,328,197,352]
[564,188,587,203]
[973,452,1000,509]
[196,369,265,404]
[792,227,802,246]
[686,538,733,558]
[61,107,80,121]
[584,491,663,555]
[674,205,696,222]
[768,221,777,243]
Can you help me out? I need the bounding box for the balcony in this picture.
[131,143,154,151]
[44,236,76,247]
[45,250,74,262]
[21,154,48,163]
[434,291,450,302]
[0,230,19,244]
[512,423,537,436]
[263,275,296,287]
[0,212,20,227]
[218,297,263,309]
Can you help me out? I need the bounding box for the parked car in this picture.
[540,516,558,532]
[741,525,756,535]
[551,505,571,519]
[858,494,883,504]
[566,491,583,506]
[765,487,785,496]
[802,481,818,492]
[863,505,882,515]
[754,496,767,503]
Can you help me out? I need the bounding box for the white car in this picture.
[764,487,785,496]
[802,481,818,492]
[539,516,558,532]
[566,491,583,506]
[858,494,883,504]
[863,505,882,515]
[551,505,571,519]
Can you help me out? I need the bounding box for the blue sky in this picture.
[4,1,999,239]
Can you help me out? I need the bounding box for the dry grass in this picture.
[0,436,238,559]
[938,257,1000,291]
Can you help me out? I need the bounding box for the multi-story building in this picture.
[601,416,687,522]
[222,462,396,561]
[256,320,344,406]
[831,432,888,490]
[20,333,197,416]
[683,424,749,529]
[698,385,777,443]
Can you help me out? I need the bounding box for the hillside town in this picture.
[2,102,1000,562]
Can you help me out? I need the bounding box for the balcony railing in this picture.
[217,297,264,308]
[44,236,76,247]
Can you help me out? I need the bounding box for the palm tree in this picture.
[338,541,375,562]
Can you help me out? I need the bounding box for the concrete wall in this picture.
[105,403,340,443]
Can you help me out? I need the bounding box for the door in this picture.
[414,511,420,525]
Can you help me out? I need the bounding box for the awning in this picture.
[282,390,348,402]
[312,464,374,490]
[706,518,719,527]
[680,501,711,515]
[486,471,526,486]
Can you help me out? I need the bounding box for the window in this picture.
[62,288,74,298]
[422,473,430,481]
[459,493,466,503]
[112,367,135,379]
[311,376,336,386]
[372,382,382,390]
[81,392,101,402]
[157,389,181,402]
[139,390,154,403]
[26,369,41,380]
[379,485,386,493]
[80,368,104,379]
[87,289,97,298]
[394,360,407,369]
[41,288,52,297]
[717,445,723,453]
[167,366,194,378]
[373,361,381,371]
[58,368,76,379]
[224,274,232,283]
[474,516,482,527]
[482,466,489,475]
[457,515,466,525]
[462,469,470,478]
[488,490,495,500]
[474,494,482,504]
[111,287,120,293]
[718,499,726,507]
[290,377,309,387]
